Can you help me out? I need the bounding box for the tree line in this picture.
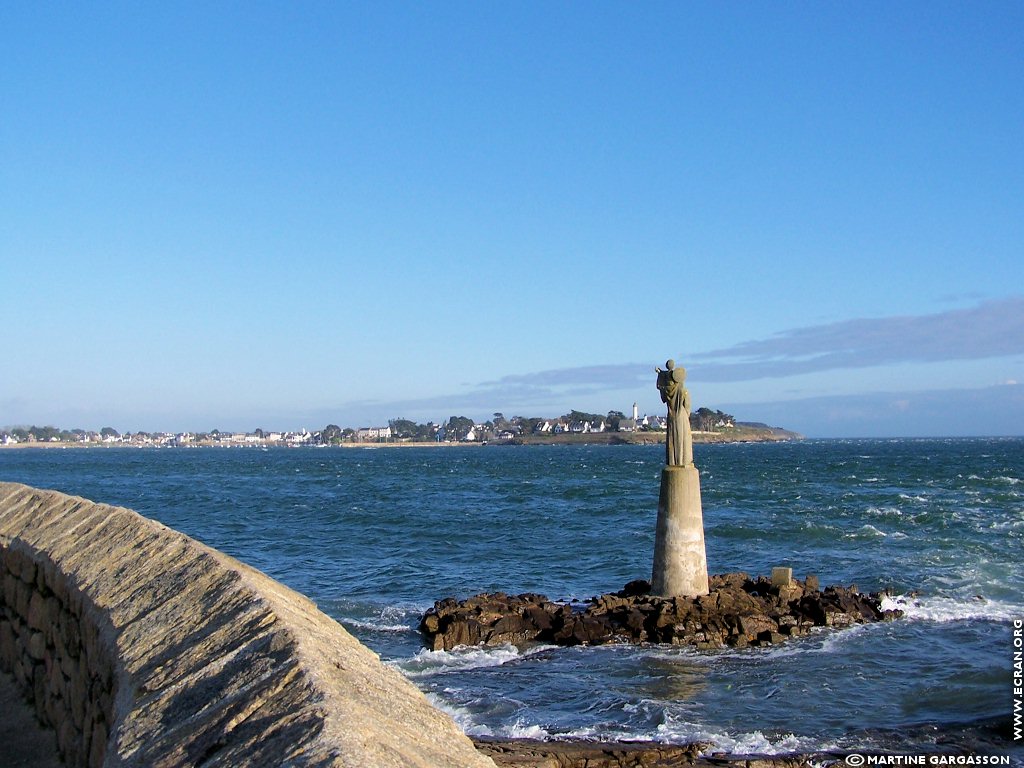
[4,407,737,446]
[372,407,737,443]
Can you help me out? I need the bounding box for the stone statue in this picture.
[655,359,692,467]
[651,359,708,596]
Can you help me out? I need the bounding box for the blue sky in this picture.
[2,3,1021,437]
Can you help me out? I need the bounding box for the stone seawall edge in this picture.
[0,481,494,768]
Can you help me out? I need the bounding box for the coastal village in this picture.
[0,404,772,448]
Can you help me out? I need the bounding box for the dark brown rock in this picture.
[472,737,834,768]
[709,572,749,591]
[524,605,554,633]
[420,573,905,652]
[739,614,777,640]
[473,737,710,767]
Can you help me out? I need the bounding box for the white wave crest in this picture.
[867,505,904,517]
[464,715,841,756]
[427,695,556,740]
[849,522,907,539]
[881,593,1023,622]
[394,643,555,678]
[801,519,839,532]
[435,698,848,758]
[423,693,492,736]
[336,603,423,634]
[496,720,554,740]
[655,717,837,756]
[343,618,413,634]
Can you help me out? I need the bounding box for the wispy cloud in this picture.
[334,364,651,422]
[321,297,1024,425]
[475,364,650,397]
[690,296,1024,382]
[464,297,1024,398]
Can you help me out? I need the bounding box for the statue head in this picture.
[665,359,675,370]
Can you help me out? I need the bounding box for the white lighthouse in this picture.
[632,402,639,421]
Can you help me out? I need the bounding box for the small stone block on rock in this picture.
[771,567,793,587]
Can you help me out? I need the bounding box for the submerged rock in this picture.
[420,573,903,652]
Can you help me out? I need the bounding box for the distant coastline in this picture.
[0,424,802,450]
[515,424,802,446]
[3,406,804,450]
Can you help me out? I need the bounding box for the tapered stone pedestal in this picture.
[651,465,709,597]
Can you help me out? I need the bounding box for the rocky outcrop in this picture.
[0,482,495,768]
[421,574,902,652]
[473,737,709,767]
[472,737,835,768]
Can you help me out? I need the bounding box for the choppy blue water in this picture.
[2,439,1022,757]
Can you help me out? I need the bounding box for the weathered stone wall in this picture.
[1,536,114,767]
[0,482,495,768]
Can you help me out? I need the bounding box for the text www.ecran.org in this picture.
[1014,619,1022,741]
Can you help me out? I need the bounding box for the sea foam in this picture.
[881,593,1023,623]
[395,643,556,678]
[654,714,839,756]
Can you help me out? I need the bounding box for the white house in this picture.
[356,426,392,441]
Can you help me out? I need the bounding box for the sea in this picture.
[2,438,1022,759]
